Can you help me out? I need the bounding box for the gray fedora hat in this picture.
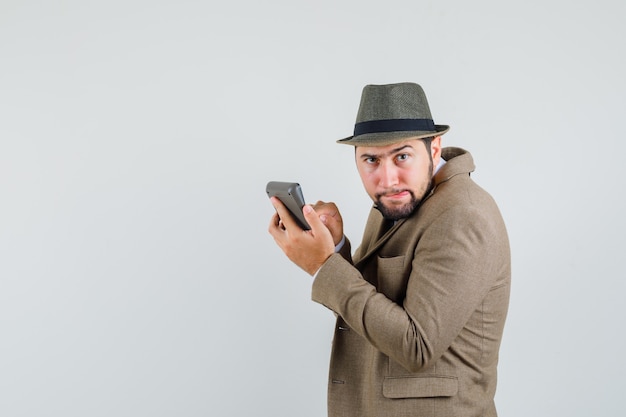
[338,82,449,146]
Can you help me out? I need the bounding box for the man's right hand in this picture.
[311,201,344,247]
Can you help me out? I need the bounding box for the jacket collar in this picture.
[433,147,475,188]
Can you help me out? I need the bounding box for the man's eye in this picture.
[366,157,378,164]
[397,154,409,161]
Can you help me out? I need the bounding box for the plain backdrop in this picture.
[1,1,625,416]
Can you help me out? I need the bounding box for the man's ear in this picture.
[431,136,442,164]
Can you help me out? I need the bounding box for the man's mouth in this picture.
[380,190,410,201]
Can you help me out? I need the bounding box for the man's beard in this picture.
[374,158,434,221]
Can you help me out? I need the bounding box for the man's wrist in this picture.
[335,235,346,252]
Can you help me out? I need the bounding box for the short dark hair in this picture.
[421,136,434,153]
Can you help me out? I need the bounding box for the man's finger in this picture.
[270,196,301,231]
[302,204,329,237]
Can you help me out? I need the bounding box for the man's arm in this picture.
[312,203,508,372]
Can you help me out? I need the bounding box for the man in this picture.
[268,82,510,417]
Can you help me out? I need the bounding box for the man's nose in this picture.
[379,161,399,188]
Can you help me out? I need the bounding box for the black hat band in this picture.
[354,118,435,136]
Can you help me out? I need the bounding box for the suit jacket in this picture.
[312,147,511,417]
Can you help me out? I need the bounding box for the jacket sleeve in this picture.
[311,203,509,372]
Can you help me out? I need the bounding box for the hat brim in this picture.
[337,124,449,147]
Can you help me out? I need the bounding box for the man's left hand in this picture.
[268,197,336,276]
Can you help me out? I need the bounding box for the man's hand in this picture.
[268,197,336,276]
[311,200,344,247]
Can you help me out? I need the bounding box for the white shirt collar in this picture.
[433,157,446,176]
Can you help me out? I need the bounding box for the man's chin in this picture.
[377,202,416,221]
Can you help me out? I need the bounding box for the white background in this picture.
[1,1,625,416]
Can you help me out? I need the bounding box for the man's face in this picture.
[355,137,442,221]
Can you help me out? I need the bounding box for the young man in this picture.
[268,82,510,417]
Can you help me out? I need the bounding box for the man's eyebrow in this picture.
[359,144,413,159]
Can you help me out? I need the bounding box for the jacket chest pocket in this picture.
[376,255,409,302]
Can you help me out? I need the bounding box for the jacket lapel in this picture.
[354,217,406,270]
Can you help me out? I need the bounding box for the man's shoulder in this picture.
[428,148,501,217]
